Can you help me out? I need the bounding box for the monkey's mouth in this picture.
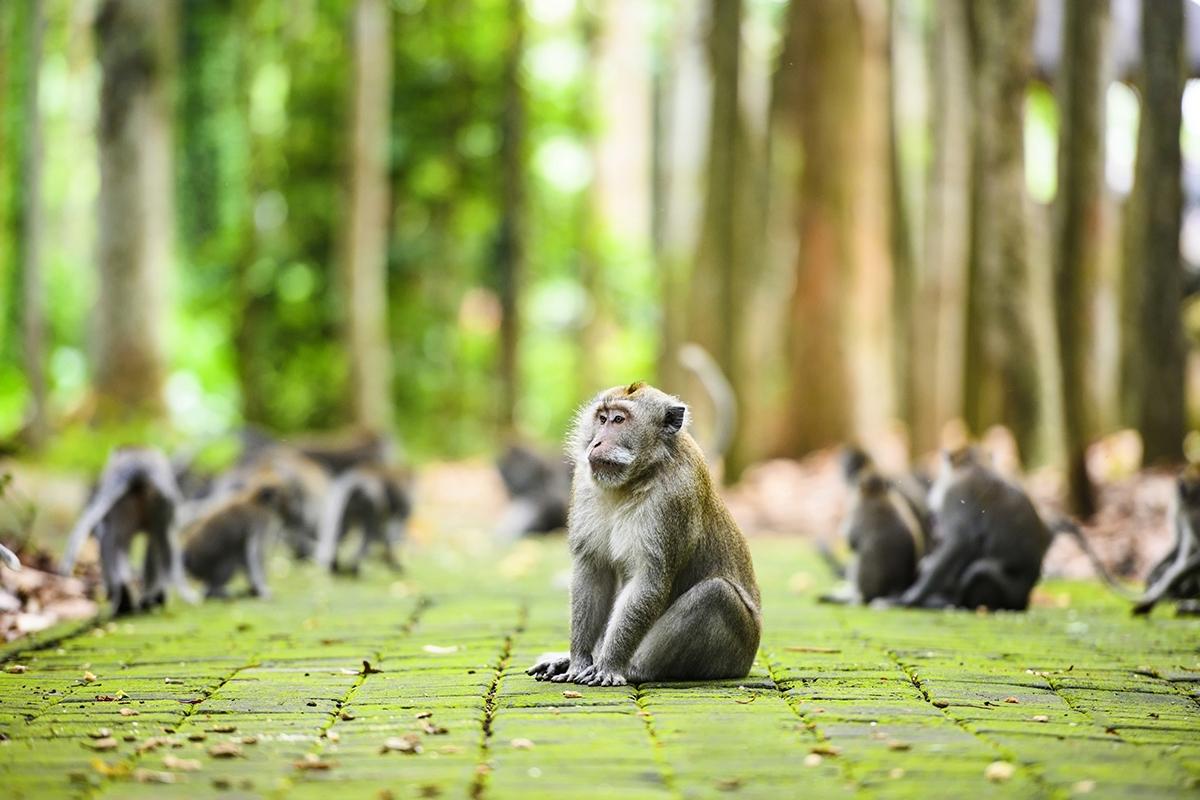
[588,454,631,483]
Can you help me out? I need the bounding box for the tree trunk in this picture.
[342,0,394,432]
[920,0,972,453]
[14,0,46,447]
[1053,0,1109,515]
[964,0,1040,460]
[689,0,745,476]
[94,0,174,418]
[1121,0,1186,464]
[496,0,526,434]
[776,0,893,455]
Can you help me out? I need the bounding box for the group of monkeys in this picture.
[825,444,1200,616]
[55,431,412,615]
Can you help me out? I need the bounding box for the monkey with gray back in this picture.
[897,446,1052,611]
[1134,465,1200,615]
[182,475,288,599]
[315,465,412,574]
[61,448,189,615]
[495,444,570,538]
[527,382,761,686]
[821,463,924,605]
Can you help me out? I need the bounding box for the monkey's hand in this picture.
[527,654,571,681]
[570,662,627,687]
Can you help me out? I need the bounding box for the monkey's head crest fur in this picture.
[567,382,693,490]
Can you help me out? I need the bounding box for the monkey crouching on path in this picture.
[315,465,412,574]
[495,444,570,538]
[527,382,761,686]
[1134,465,1200,616]
[182,475,289,599]
[820,465,924,605]
[896,446,1053,611]
[61,448,188,615]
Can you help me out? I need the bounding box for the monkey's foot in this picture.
[1173,599,1200,616]
[527,654,570,681]
[571,664,627,687]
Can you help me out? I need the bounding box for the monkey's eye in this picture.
[597,412,608,424]
[611,413,625,425]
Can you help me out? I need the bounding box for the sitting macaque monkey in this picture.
[61,448,189,615]
[495,444,570,538]
[315,465,412,574]
[182,474,288,599]
[527,382,761,686]
[820,465,924,605]
[896,446,1054,611]
[1134,465,1200,616]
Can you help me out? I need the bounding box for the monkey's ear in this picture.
[664,404,687,434]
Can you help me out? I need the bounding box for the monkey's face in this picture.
[573,384,688,489]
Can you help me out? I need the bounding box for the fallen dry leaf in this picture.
[241,736,258,745]
[1031,715,1050,723]
[207,724,236,733]
[87,737,118,751]
[715,777,742,791]
[810,744,841,757]
[931,700,949,708]
[420,720,448,735]
[1004,696,1020,704]
[887,740,911,751]
[164,678,184,685]
[82,671,97,683]
[293,753,335,771]
[985,761,1016,783]
[561,691,583,699]
[187,733,206,742]
[134,768,176,784]
[422,644,458,655]
[136,737,170,754]
[208,742,243,759]
[89,758,130,778]
[4,664,27,674]
[119,708,138,717]
[1072,779,1097,794]
[163,755,202,771]
[784,646,841,654]
[339,710,356,721]
[87,728,112,739]
[735,696,756,705]
[381,734,422,754]
[889,768,905,780]
[325,731,340,743]
[510,738,534,750]
[415,711,434,719]
[803,754,823,767]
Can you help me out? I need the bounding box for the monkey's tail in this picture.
[1050,517,1139,600]
[0,542,20,571]
[816,539,847,580]
[677,343,737,463]
[315,469,364,569]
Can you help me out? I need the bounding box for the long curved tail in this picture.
[677,343,737,463]
[1050,517,1138,600]
[315,470,368,569]
[0,542,20,571]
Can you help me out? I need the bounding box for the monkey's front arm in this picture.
[898,538,971,607]
[574,572,671,686]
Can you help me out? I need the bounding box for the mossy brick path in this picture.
[1,537,1198,799]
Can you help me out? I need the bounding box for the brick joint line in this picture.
[632,682,680,798]
[469,603,527,800]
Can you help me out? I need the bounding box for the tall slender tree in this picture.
[342,0,395,432]
[919,0,972,451]
[1121,0,1186,464]
[964,0,1040,460]
[1054,0,1109,515]
[93,0,176,418]
[775,0,893,454]
[496,0,526,434]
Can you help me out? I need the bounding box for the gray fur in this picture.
[527,382,761,686]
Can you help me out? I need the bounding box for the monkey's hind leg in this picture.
[627,578,760,683]
[99,523,137,616]
[957,559,1031,611]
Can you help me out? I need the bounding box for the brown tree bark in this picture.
[775,0,893,455]
[1053,0,1109,515]
[919,0,972,453]
[93,0,175,418]
[342,0,394,432]
[496,0,526,434]
[964,0,1040,460]
[1120,0,1186,464]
